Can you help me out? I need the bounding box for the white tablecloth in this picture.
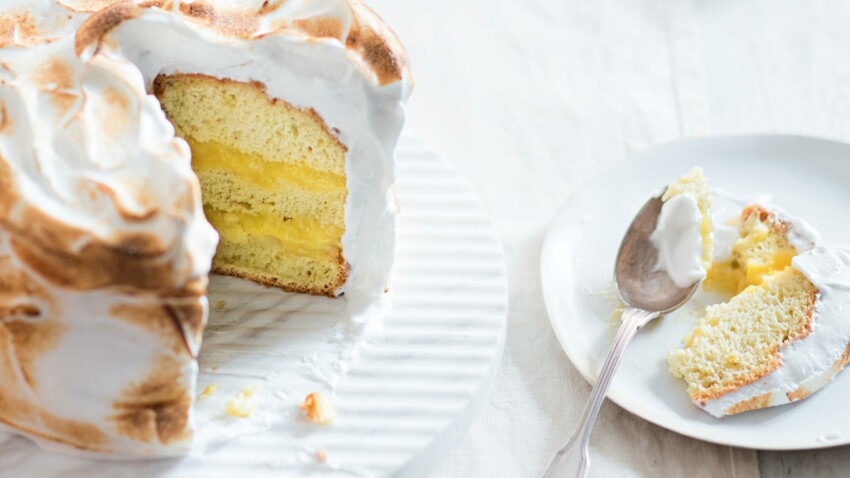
[370,0,850,476]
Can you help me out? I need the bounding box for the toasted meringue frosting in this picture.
[76,0,412,297]
[0,31,216,454]
[0,0,410,456]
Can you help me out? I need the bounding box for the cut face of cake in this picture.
[650,167,713,288]
[154,74,349,296]
[88,0,414,299]
[667,206,850,417]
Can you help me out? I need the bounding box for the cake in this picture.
[650,167,713,288]
[668,205,850,417]
[300,391,336,424]
[0,0,410,456]
[82,0,412,297]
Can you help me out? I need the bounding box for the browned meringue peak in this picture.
[0,32,216,294]
[78,0,410,299]
[73,0,410,86]
[0,27,216,453]
[0,0,78,48]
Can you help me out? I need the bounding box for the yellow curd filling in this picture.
[187,137,346,193]
[704,254,795,297]
[704,221,797,297]
[204,207,343,260]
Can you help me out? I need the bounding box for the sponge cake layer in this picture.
[155,73,349,296]
[669,206,819,413]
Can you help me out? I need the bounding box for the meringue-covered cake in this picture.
[86,0,412,298]
[0,33,216,456]
[668,203,850,417]
[0,0,410,457]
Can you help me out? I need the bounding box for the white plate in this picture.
[541,135,850,450]
[0,136,508,477]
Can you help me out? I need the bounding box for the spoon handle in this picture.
[542,307,658,478]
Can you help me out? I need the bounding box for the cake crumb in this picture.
[300,392,336,424]
[226,385,259,418]
[215,300,226,310]
[198,384,218,400]
[315,449,328,463]
[607,305,625,334]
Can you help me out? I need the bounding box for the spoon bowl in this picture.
[615,195,701,312]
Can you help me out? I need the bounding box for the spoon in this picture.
[542,192,702,478]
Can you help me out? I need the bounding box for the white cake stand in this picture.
[0,135,508,477]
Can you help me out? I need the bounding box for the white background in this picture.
[370,0,850,476]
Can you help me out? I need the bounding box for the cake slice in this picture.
[667,206,850,417]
